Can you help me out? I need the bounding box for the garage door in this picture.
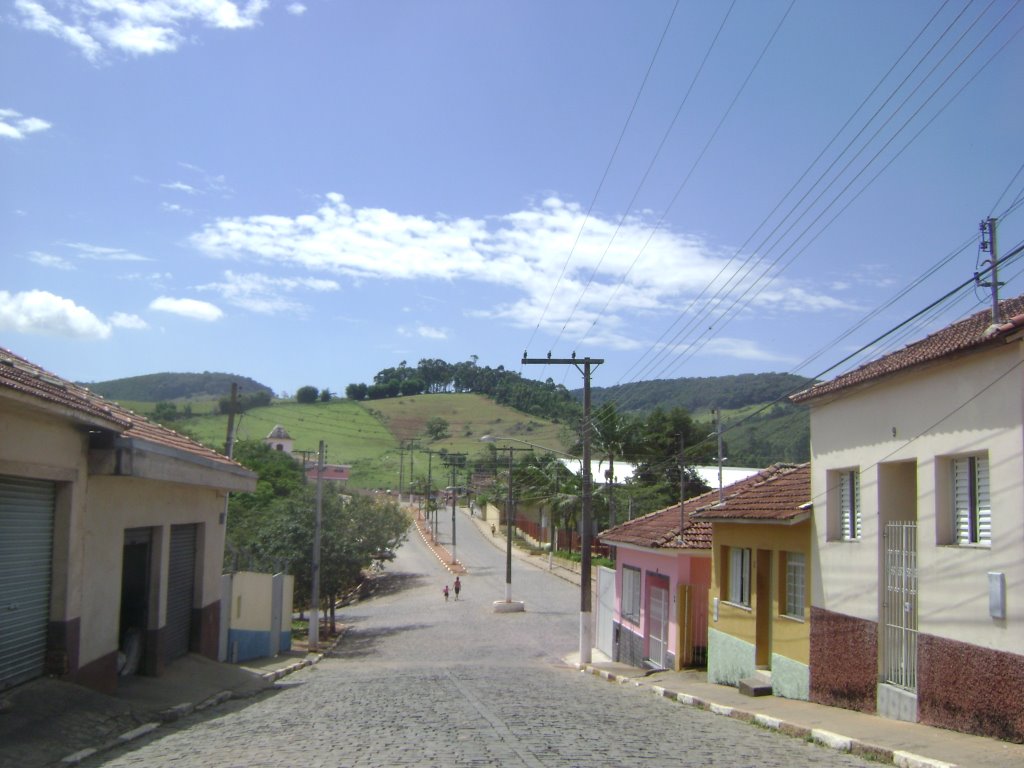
[0,476,55,689]
[166,524,197,662]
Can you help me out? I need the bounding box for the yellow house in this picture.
[692,463,812,700]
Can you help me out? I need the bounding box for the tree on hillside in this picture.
[345,382,368,400]
[296,385,319,403]
[424,416,450,441]
[319,388,332,402]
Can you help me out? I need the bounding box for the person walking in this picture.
[443,584,449,602]
[453,576,461,601]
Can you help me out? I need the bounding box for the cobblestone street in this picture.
[87,510,873,767]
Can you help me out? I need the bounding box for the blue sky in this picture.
[3,1,1023,397]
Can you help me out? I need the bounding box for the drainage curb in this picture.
[577,664,955,768]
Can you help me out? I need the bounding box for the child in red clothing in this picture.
[443,585,449,601]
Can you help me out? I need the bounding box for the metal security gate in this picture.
[596,567,615,658]
[0,476,55,689]
[166,524,197,662]
[647,584,669,669]
[883,521,917,690]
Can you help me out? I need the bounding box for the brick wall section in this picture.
[809,607,877,713]
[918,633,1024,743]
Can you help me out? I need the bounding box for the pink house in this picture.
[600,475,766,670]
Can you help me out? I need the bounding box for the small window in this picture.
[783,552,805,619]
[726,547,751,607]
[839,469,861,541]
[953,455,990,546]
[622,566,641,624]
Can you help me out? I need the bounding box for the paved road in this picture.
[88,508,873,767]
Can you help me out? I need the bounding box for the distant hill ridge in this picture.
[82,372,273,402]
[581,372,815,414]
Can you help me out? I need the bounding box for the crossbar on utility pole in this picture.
[522,354,603,664]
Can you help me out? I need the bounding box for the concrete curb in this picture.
[577,663,956,768]
[58,642,341,766]
[413,516,464,574]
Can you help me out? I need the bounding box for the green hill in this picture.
[82,371,273,402]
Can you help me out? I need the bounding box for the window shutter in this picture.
[975,456,991,544]
[953,456,991,545]
[839,470,860,540]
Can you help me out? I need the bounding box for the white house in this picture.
[791,295,1024,741]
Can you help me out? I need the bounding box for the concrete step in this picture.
[738,676,773,697]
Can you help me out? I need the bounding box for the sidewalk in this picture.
[0,643,339,768]
[466,510,1024,768]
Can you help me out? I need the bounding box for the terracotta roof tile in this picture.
[1,347,249,473]
[792,295,1024,403]
[689,463,810,522]
[599,467,783,550]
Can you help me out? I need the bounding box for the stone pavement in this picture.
[2,506,1021,768]
[462,511,1024,768]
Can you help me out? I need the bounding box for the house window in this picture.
[783,552,805,619]
[839,469,861,541]
[726,547,751,607]
[622,566,641,624]
[953,455,990,546]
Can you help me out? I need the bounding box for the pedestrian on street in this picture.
[453,576,461,601]
[443,584,449,602]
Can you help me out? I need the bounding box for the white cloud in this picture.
[189,193,854,350]
[149,296,224,321]
[700,337,800,365]
[286,2,306,14]
[0,107,52,140]
[161,181,198,194]
[14,0,267,60]
[109,312,148,329]
[63,242,151,261]
[0,289,111,339]
[416,324,447,340]
[161,202,192,214]
[196,270,339,314]
[28,251,75,270]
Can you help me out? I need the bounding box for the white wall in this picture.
[809,342,1024,652]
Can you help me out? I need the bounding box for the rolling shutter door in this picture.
[0,476,55,689]
[166,524,197,662]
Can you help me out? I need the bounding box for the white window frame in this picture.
[727,547,751,607]
[621,565,641,624]
[953,455,991,546]
[783,552,805,619]
[839,469,861,541]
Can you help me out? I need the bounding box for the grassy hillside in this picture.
[84,371,272,401]
[171,393,569,491]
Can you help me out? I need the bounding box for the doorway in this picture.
[119,528,152,676]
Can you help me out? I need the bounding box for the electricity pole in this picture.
[442,453,467,564]
[309,439,325,651]
[522,353,603,664]
[978,217,1004,324]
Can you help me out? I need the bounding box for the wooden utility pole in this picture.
[522,354,603,664]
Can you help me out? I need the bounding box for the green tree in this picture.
[424,416,450,441]
[296,385,319,404]
[319,388,333,402]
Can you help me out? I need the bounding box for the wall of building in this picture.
[707,521,811,697]
[809,343,1024,652]
[613,546,710,666]
[0,402,89,682]
[82,476,226,674]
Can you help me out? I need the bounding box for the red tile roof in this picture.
[599,466,786,550]
[1,347,250,473]
[689,463,810,522]
[791,295,1024,403]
